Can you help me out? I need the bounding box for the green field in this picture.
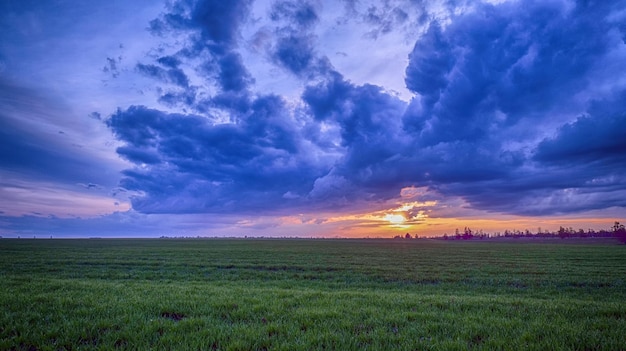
[1,238,625,350]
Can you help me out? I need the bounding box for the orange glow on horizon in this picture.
[329,215,624,238]
[265,191,622,239]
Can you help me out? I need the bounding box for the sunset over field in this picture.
[1,0,624,238]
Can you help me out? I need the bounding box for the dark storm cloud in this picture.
[106,102,331,214]
[156,55,182,68]
[145,0,255,105]
[116,145,161,165]
[270,0,319,29]
[150,0,252,46]
[217,52,255,92]
[399,0,626,214]
[404,21,449,94]
[107,0,626,218]
[191,0,253,45]
[113,0,337,214]
[144,0,329,107]
[302,72,410,203]
[268,0,333,78]
[535,91,626,168]
[274,34,313,73]
[444,177,626,216]
[136,63,189,87]
[273,33,327,77]
[304,72,405,166]
[157,88,197,107]
[403,0,622,138]
[403,0,616,145]
[207,91,252,113]
[302,71,353,121]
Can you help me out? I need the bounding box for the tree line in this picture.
[396,222,626,243]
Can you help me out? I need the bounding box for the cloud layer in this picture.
[106,0,626,218]
[1,0,625,237]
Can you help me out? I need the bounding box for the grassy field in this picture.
[1,238,625,350]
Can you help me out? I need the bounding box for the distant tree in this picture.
[405,233,412,239]
[613,222,626,244]
[558,226,568,239]
[462,227,473,240]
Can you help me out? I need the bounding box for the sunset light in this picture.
[384,213,407,225]
[0,0,624,238]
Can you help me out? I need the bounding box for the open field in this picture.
[1,238,625,350]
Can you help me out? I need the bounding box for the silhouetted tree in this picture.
[613,222,626,244]
[463,227,473,240]
[558,226,568,239]
[426,221,625,241]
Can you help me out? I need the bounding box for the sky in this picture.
[1,0,625,238]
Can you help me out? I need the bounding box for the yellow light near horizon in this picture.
[384,213,406,225]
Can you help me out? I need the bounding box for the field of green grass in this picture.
[1,238,625,350]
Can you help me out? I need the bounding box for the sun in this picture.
[384,213,406,225]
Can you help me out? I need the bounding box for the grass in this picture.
[1,238,625,350]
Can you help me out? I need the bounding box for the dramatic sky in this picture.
[1,0,625,238]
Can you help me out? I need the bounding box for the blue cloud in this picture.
[151,0,252,46]
[404,0,620,146]
[103,57,121,78]
[270,0,319,29]
[274,34,317,75]
[535,91,626,168]
[116,145,161,165]
[206,91,252,114]
[158,88,197,108]
[143,0,256,106]
[137,63,189,87]
[404,22,453,113]
[105,0,626,218]
[266,0,333,79]
[156,55,182,68]
[397,0,626,214]
[302,71,352,121]
[217,52,254,92]
[190,0,252,45]
[106,100,333,214]
[303,72,411,200]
